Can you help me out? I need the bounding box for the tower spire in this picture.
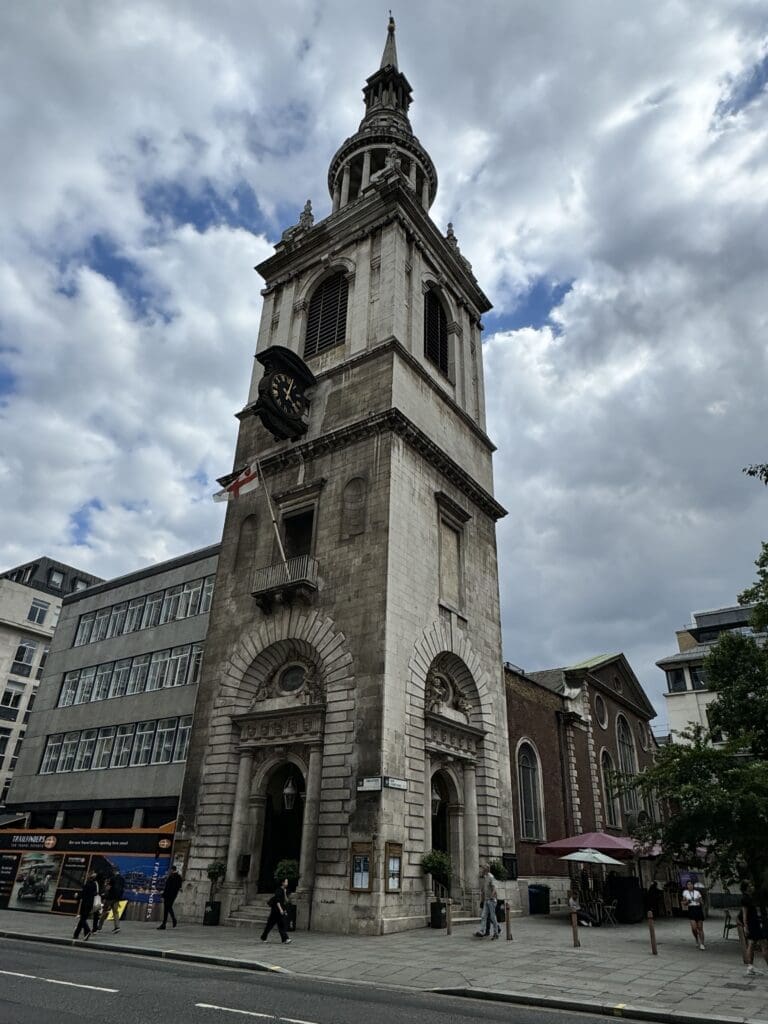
[380,13,398,70]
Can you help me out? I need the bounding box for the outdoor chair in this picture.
[603,899,618,926]
[723,910,739,940]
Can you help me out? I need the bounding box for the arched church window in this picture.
[423,287,448,376]
[517,741,543,840]
[304,272,348,358]
[601,749,621,827]
[617,715,640,812]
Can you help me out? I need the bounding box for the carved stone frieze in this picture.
[425,711,483,760]
[235,706,325,747]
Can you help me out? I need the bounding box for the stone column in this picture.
[298,745,323,890]
[340,164,351,208]
[361,150,371,190]
[225,749,254,883]
[421,178,430,210]
[332,180,341,213]
[409,158,417,191]
[462,761,479,892]
[448,802,464,898]
[423,752,432,853]
[247,794,267,888]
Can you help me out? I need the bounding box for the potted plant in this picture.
[489,859,509,881]
[203,860,226,926]
[421,850,452,927]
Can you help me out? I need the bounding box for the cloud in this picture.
[1,1,766,730]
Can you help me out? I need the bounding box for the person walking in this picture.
[91,876,104,932]
[102,868,125,933]
[742,891,768,976]
[73,871,98,941]
[157,865,183,929]
[260,878,292,944]
[475,864,501,940]
[681,879,706,949]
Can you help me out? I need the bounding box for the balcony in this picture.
[251,555,319,613]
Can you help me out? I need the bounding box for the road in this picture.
[0,937,610,1024]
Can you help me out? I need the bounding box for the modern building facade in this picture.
[505,654,657,897]
[180,19,515,934]
[6,545,218,831]
[658,603,761,742]
[0,558,102,813]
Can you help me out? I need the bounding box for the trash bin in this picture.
[528,884,550,915]
[430,900,446,928]
[203,900,221,926]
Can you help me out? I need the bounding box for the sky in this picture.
[1,1,766,731]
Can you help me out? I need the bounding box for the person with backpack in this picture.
[260,877,292,944]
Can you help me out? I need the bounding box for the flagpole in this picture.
[256,460,289,570]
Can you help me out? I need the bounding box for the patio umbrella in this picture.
[559,848,625,866]
[535,831,635,859]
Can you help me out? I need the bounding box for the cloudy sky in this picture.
[1,1,766,729]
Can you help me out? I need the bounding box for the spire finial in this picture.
[380,12,398,70]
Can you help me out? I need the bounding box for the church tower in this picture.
[181,18,515,934]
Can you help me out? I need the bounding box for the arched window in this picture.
[424,287,449,376]
[304,272,348,358]
[517,742,543,840]
[617,715,640,812]
[601,749,621,827]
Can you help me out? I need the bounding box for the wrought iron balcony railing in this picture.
[251,555,319,612]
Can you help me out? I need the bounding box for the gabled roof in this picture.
[530,652,656,719]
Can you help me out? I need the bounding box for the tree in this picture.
[706,630,768,754]
[743,464,768,487]
[738,540,768,633]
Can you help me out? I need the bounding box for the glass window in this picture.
[188,644,204,686]
[160,585,183,624]
[109,660,132,698]
[0,729,11,759]
[73,578,89,592]
[594,693,608,728]
[200,577,214,613]
[146,650,171,691]
[73,729,98,771]
[690,665,707,691]
[49,569,64,589]
[127,654,151,695]
[617,715,640,812]
[36,645,50,679]
[124,597,146,633]
[1,686,23,710]
[350,843,372,891]
[93,663,114,702]
[11,638,38,676]
[74,612,95,646]
[74,666,96,704]
[141,592,163,630]
[167,647,190,687]
[304,271,348,358]
[439,519,461,609]
[106,602,128,638]
[92,727,116,769]
[602,750,621,826]
[28,599,50,625]
[518,742,543,840]
[424,287,449,375]
[130,722,156,766]
[178,578,203,619]
[57,731,81,772]
[91,608,110,642]
[59,671,80,707]
[40,734,64,774]
[173,716,192,761]
[386,842,403,892]
[666,668,686,693]
[152,719,177,764]
[111,724,136,768]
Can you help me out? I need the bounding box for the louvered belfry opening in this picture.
[304,272,349,358]
[424,287,448,375]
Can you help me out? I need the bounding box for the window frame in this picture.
[350,841,373,893]
[517,739,545,841]
[303,270,349,359]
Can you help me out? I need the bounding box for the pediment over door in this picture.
[425,710,484,761]
[233,704,325,748]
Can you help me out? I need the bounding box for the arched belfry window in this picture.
[424,287,449,376]
[304,271,348,358]
[517,741,543,840]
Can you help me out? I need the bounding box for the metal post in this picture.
[446,898,452,935]
[505,901,512,941]
[570,910,581,948]
[647,911,658,955]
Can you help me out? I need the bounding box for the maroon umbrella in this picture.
[535,831,636,859]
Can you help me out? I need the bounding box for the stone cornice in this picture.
[254,407,507,521]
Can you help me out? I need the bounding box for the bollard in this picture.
[570,910,581,948]
[446,898,452,935]
[737,920,748,963]
[647,911,658,955]
[505,901,512,941]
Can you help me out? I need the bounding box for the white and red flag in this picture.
[213,463,260,502]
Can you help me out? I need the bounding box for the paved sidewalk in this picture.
[1,907,766,1023]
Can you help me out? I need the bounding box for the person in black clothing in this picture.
[102,869,125,933]
[260,878,292,944]
[742,891,768,976]
[158,865,183,929]
[73,871,98,941]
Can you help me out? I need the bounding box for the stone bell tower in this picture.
[181,17,516,934]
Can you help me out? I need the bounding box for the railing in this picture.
[251,555,319,598]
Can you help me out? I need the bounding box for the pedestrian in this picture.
[741,891,768,976]
[568,889,597,927]
[91,876,104,933]
[157,865,183,930]
[73,870,98,941]
[260,877,292,944]
[102,868,125,933]
[475,864,501,940]
[681,879,706,950]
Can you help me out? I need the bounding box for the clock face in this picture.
[269,371,306,418]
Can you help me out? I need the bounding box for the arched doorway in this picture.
[431,773,451,856]
[257,763,305,892]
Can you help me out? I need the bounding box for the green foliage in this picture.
[274,859,300,883]
[738,540,768,633]
[421,849,453,888]
[489,859,509,881]
[743,464,768,487]
[706,631,768,755]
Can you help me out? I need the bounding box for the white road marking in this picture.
[0,968,117,993]
[195,1006,319,1024]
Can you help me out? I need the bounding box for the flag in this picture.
[213,463,260,502]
